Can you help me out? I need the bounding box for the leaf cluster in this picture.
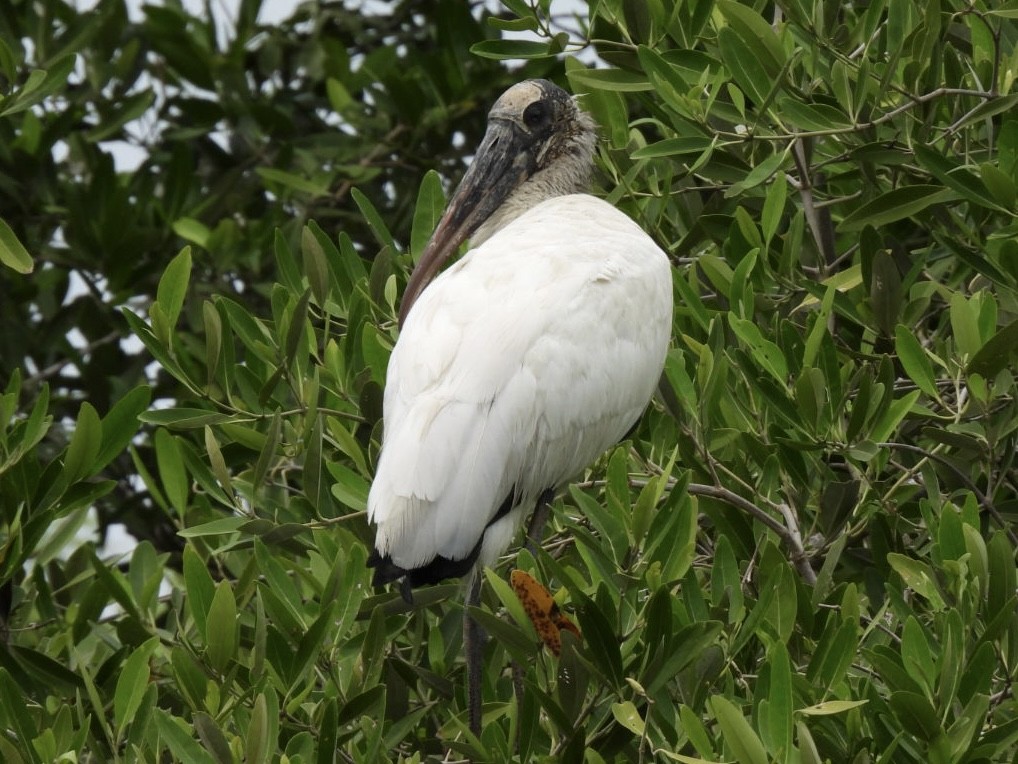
[1,0,1018,763]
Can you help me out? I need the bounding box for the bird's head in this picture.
[398,80,597,326]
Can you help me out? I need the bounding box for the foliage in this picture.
[2,0,1018,762]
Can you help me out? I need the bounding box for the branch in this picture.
[23,330,122,387]
[791,140,837,275]
[687,482,817,585]
[879,441,1018,546]
[720,88,998,142]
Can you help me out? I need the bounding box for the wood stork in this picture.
[366,79,673,731]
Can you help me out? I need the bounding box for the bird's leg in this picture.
[464,571,484,737]
[513,488,555,752]
[524,488,555,555]
[511,660,526,751]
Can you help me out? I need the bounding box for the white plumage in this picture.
[366,80,673,596]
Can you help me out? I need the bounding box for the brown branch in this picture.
[687,482,817,585]
[879,441,1018,546]
[23,329,122,387]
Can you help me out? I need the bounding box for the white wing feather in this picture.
[368,194,672,570]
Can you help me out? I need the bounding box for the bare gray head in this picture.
[399,80,598,325]
[469,79,598,245]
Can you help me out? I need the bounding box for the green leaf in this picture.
[154,709,216,764]
[967,318,1018,378]
[95,386,151,471]
[302,226,330,305]
[325,77,352,112]
[611,701,645,737]
[567,68,652,92]
[203,426,234,503]
[869,249,901,337]
[172,216,211,247]
[156,247,193,330]
[206,581,239,671]
[203,300,222,387]
[913,144,1008,213]
[887,553,946,609]
[177,517,246,537]
[351,187,395,252]
[484,568,538,644]
[950,291,982,358]
[869,390,919,444]
[717,26,774,106]
[575,595,623,688]
[729,315,788,382]
[469,39,552,60]
[114,636,160,733]
[894,325,940,399]
[980,162,1016,209]
[138,408,234,428]
[938,93,1018,138]
[0,55,74,117]
[901,616,935,692]
[410,170,445,263]
[637,45,688,109]
[60,402,102,487]
[775,98,852,131]
[183,546,215,640]
[193,713,232,764]
[761,174,788,247]
[256,167,328,197]
[797,699,868,715]
[86,89,155,141]
[840,186,954,231]
[325,460,366,515]
[717,0,785,72]
[246,692,270,764]
[710,695,769,764]
[889,691,943,740]
[0,218,33,274]
[631,137,714,160]
[154,428,188,514]
[764,643,792,759]
[987,531,1017,617]
[0,668,40,764]
[283,287,311,368]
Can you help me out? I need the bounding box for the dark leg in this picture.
[513,489,555,752]
[464,571,483,736]
[525,488,555,555]
[512,660,525,749]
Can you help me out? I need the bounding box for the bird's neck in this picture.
[470,139,595,248]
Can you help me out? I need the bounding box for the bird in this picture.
[365,78,673,733]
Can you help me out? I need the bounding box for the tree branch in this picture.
[687,482,817,585]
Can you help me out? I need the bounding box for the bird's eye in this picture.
[523,101,549,129]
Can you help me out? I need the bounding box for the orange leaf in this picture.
[510,569,581,656]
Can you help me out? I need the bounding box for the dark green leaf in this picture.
[469,39,552,60]
[840,186,954,231]
[0,218,33,274]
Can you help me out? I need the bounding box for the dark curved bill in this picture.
[398,118,534,327]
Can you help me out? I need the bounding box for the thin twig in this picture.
[791,140,837,276]
[23,330,122,387]
[686,483,817,584]
[879,441,1018,546]
[721,88,997,142]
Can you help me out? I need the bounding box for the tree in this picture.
[1,0,1017,761]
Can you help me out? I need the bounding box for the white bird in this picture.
[367,79,672,586]
[365,79,672,729]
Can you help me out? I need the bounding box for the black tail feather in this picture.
[367,538,483,600]
[365,482,531,601]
